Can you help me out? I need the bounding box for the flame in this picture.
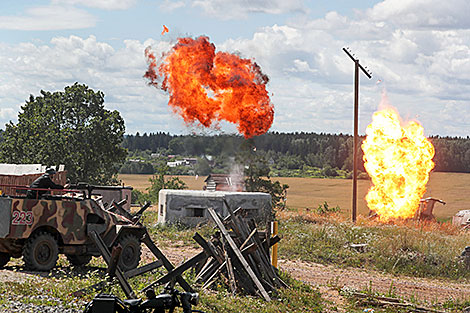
[144,36,274,138]
[362,108,435,221]
[161,25,169,35]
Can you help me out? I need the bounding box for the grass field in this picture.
[119,172,470,220]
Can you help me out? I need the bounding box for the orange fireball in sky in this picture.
[144,36,274,138]
[362,108,435,221]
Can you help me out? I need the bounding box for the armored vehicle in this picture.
[0,184,145,271]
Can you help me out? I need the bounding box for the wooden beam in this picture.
[89,230,135,299]
[144,252,207,289]
[125,259,163,279]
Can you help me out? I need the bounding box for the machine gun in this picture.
[83,286,205,313]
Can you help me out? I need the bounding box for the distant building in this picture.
[204,174,245,192]
[167,160,187,167]
[167,158,198,168]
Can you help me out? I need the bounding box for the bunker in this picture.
[157,189,272,226]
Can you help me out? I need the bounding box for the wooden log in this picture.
[350,292,446,313]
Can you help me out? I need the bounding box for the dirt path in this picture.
[1,246,469,310]
[155,246,470,304]
[152,246,470,310]
[279,259,470,304]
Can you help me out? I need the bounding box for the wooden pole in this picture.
[342,47,371,223]
[352,60,359,223]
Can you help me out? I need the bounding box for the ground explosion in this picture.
[362,108,435,221]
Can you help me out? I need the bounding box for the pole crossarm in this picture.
[342,48,372,79]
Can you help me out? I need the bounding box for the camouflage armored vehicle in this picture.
[0,184,145,271]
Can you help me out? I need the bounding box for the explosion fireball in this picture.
[144,36,274,138]
[362,108,435,221]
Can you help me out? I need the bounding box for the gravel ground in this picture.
[1,294,86,312]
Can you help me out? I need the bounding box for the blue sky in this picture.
[0,0,469,136]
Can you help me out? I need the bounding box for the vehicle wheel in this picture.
[117,234,141,272]
[23,232,59,271]
[66,254,92,267]
[0,252,11,268]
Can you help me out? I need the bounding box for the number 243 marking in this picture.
[12,211,33,226]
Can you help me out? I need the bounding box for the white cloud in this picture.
[0,35,179,134]
[216,0,470,136]
[1,0,469,137]
[159,0,186,12]
[192,0,307,19]
[0,5,96,30]
[366,0,470,29]
[52,0,137,10]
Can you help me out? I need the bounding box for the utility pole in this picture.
[343,48,372,223]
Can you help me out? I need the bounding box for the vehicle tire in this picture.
[0,252,10,268]
[66,254,92,267]
[117,234,141,272]
[23,232,59,271]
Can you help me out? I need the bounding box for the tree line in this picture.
[1,83,469,187]
[123,132,470,174]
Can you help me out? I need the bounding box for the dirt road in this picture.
[1,246,469,311]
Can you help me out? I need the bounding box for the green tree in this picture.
[147,165,187,203]
[0,83,127,184]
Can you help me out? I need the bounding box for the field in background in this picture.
[119,172,470,220]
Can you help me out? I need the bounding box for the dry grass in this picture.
[119,172,470,220]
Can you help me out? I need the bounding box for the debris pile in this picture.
[142,201,283,301]
[193,203,285,301]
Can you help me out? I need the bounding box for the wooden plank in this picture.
[239,227,258,250]
[207,207,271,301]
[125,259,163,279]
[202,262,226,290]
[226,210,275,284]
[221,237,237,294]
[246,218,283,287]
[89,230,135,299]
[196,258,220,283]
[107,245,122,277]
[145,251,207,289]
[196,258,216,280]
[193,232,224,264]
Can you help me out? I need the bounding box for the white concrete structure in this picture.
[157,189,272,226]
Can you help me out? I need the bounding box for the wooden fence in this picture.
[0,171,67,196]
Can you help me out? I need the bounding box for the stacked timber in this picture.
[193,203,285,301]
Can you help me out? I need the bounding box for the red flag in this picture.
[161,25,169,35]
